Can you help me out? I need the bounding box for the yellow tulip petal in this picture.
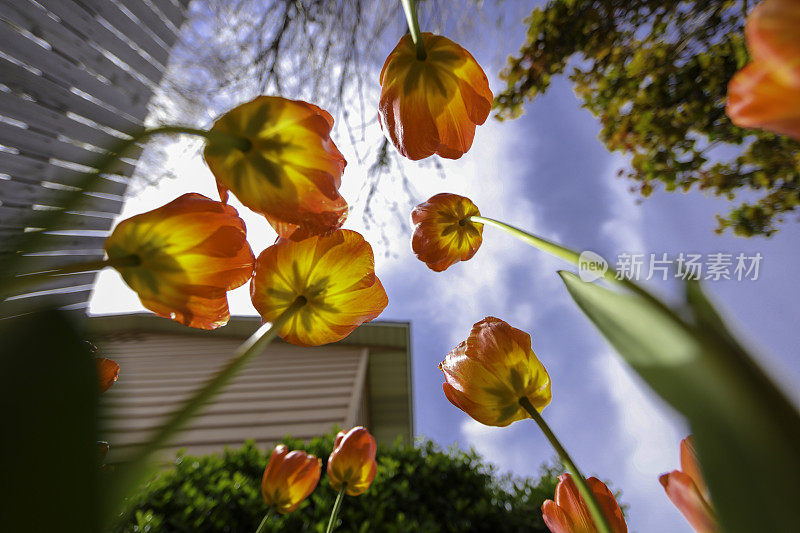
[204,96,348,240]
[261,445,321,514]
[727,61,800,141]
[105,193,255,330]
[250,229,388,346]
[439,317,552,427]
[411,193,483,272]
[327,426,378,496]
[379,33,492,160]
[745,0,800,87]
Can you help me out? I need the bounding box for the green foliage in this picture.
[560,272,800,532]
[495,0,800,237]
[111,434,562,533]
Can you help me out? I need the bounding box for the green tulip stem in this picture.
[0,125,249,295]
[254,510,273,533]
[400,0,426,60]
[519,397,614,533]
[467,215,665,306]
[325,487,347,533]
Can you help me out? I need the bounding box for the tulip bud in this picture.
[261,445,321,514]
[327,427,378,496]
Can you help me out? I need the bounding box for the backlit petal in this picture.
[379,33,492,160]
[745,0,800,87]
[439,317,551,427]
[250,229,388,346]
[262,445,321,514]
[327,426,378,496]
[727,61,800,141]
[543,474,627,533]
[411,193,483,272]
[105,193,254,329]
[204,96,348,239]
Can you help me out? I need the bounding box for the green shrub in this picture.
[111,432,561,532]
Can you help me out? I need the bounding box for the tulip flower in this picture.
[203,96,348,240]
[261,444,321,514]
[726,0,800,141]
[105,193,255,330]
[250,229,388,347]
[659,436,718,533]
[744,0,800,87]
[327,426,378,496]
[727,61,800,141]
[439,316,551,427]
[378,33,493,160]
[411,193,483,272]
[96,357,119,394]
[542,473,628,533]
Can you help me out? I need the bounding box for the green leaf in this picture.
[0,310,100,533]
[560,272,800,533]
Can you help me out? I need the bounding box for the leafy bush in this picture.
[111,433,562,532]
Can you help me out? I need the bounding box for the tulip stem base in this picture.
[106,297,306,514]
[254,510,272,533]
[400,0,426,60]
[520,397,614,533]
[325,487,347,533]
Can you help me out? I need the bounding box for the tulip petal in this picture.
[411,193,483,272]
[543,474,628,533]
[379,33,492,160]
[660,471,718,533]
[439,317,551,427]
[745,0,800,87]
[204,96,348,239]
[262,445,321,514]
[727,61,800,141]
[542,499,573,533]
[105,193,255,330]
[327,426,378,496]
[96,358,119,394]
[251,229,388,346]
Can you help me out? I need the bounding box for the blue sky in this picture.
[90,3,800,531]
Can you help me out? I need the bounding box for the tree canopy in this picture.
[111,434,566,533]
[495,0,800,237]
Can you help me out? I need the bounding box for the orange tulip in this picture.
[411,193,483,272]
[250,229,388,347]
[659,436,718,533]
[726,0,800,141]
[727,61,800,141]
[203,96,348,240]
[105,193,255,330]
[542,473,628,533]
[379,33,493,160]
[744,0,800,87]
[327,426,378,496]
[261,444,321,514]
[96,357,119,394]
[439,317,551,427]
